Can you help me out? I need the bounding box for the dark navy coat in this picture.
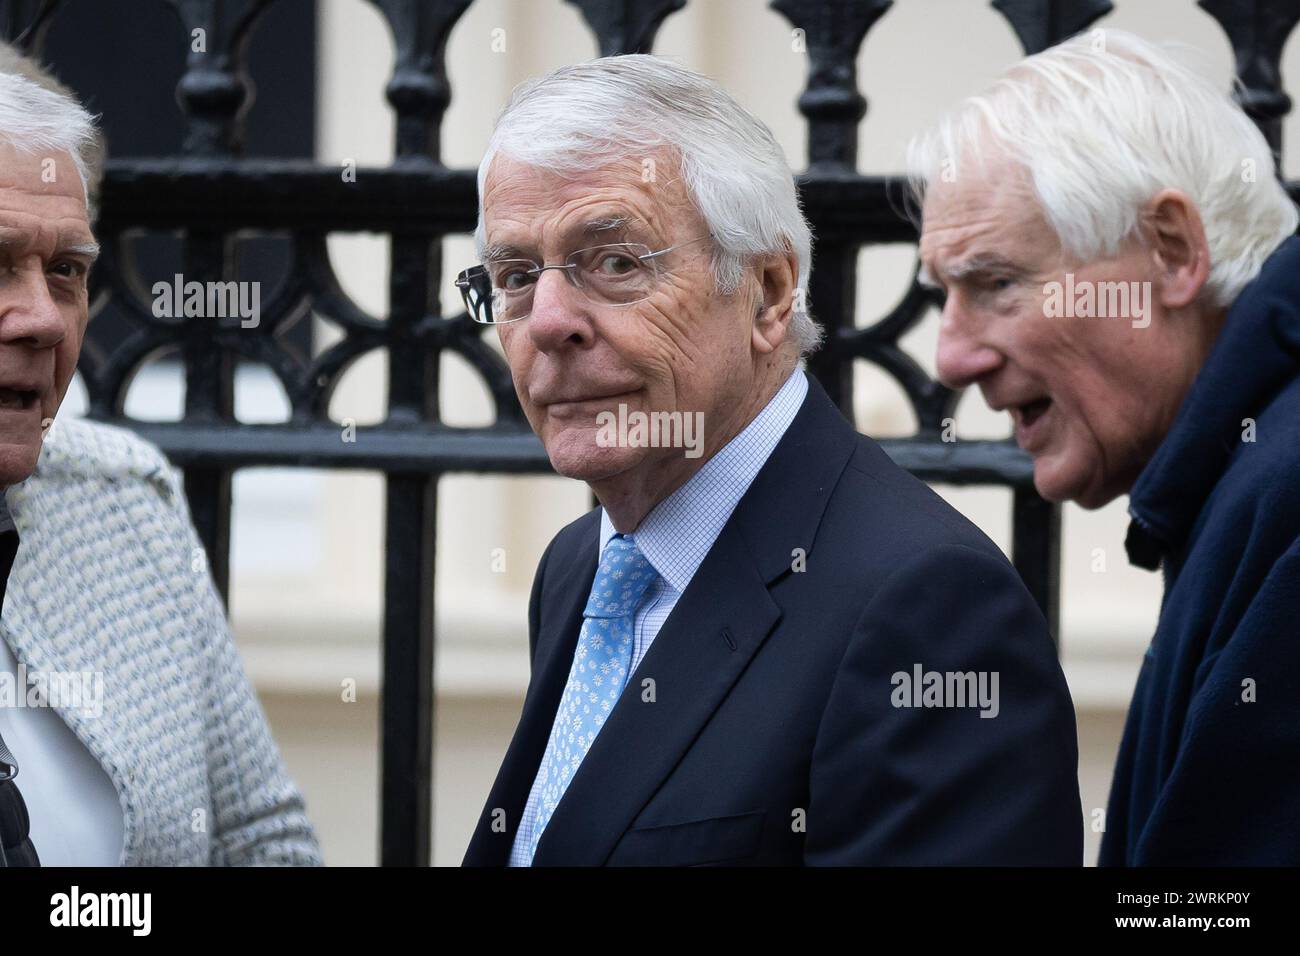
[1102,235,1300,865]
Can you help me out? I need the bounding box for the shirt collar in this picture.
[599,366,809,591]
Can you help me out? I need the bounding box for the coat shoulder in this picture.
[834,433,1013,564]
[6,418,186,552]
[28,418,177,497]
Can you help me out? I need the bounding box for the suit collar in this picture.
[731,372,859,583]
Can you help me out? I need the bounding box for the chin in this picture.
[1030,450,1084,506]
[0,442,41,488]
[1071,486,1120,510]
[1032,455,1116,510]
[544,429,645,483]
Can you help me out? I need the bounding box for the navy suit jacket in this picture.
[464,374,1082,865]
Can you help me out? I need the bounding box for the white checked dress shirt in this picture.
[509,366,809,865]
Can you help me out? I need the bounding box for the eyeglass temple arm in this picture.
[638,233,713,262]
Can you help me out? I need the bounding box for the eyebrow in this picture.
[62,241,101,261]
[483,214,651,263]
[0,236,101,262]
[921,253,1022,286]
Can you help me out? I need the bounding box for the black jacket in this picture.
[1102,235,1300,865]
[464,374,1082,865]
[0,528,39,867]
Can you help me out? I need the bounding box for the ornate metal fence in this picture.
[3,0,1296,865]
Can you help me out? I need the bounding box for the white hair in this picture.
[476,54,822,356]
[0,68,98,205]
[906,28,1298,309]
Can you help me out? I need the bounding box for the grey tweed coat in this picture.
[0,417,323,866]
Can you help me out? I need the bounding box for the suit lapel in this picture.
[462,516,598,864]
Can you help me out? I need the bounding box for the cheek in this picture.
[496,325,518,357]
[661,280,747,358]
[498,328,535,379]
[636,305,738,409]
[651,264,731,341]
[641,286,703,347]
[610,296,704,377]
[1015,308,1070,363]
[53,324,84,393]
[1065,328,1148,424]
[1050,367,1141,482]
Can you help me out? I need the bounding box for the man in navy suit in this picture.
[460,55,1081,866]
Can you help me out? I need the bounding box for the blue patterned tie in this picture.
[525,533,659,863]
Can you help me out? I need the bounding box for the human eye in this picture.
[492,261,537,292]
[585,248,645,279]
[970,272,1016,296]
[49,258,89,281]
[600,252,640,274]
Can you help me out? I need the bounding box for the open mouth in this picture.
[1018,397,1052,428]
[0,388,38,411]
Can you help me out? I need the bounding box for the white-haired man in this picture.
[0,53,321,865]
[462,55,1082,866]
[910,29,1300,864]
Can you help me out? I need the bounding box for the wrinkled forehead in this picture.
[918,160,1054,268]
[0,142,85,198]
[481,151,696,256]
[920,153,1039,222]
[0,144,91,247]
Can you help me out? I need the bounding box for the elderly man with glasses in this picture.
[461,55,1082,867]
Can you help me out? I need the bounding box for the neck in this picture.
[594,356,797,532]
[1174,301,1229,413]
[1117,301,1229,502]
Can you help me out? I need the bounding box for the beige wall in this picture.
[127,0,1297,865]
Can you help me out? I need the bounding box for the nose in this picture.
[934,295,1002,389]
[526,267,594,353]
[0,259,68,350]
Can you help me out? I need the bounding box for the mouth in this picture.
[1016,397,1051,428]
[0,387,39,412]
[543,389,638,413]
[1009,396,1053,450]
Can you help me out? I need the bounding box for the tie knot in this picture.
[584,533,659,619]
